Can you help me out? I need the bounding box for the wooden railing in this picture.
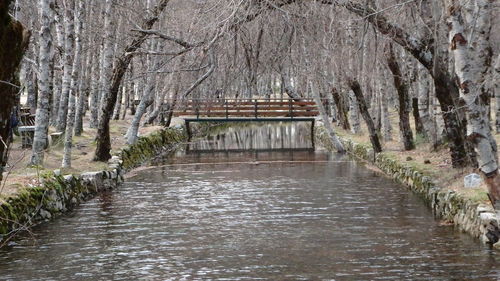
[174,98,319,119]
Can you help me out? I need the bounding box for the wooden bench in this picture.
[18,125,35,148]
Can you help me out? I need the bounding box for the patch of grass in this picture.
[458,188,490,203]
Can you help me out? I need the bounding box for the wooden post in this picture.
[311,119,315,148]
[225,99,228,120]
[254,99,258,119]
[186,121,192,142]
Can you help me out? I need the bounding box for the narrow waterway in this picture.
[0,123,498,280]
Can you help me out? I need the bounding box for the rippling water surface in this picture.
[0,123,498,280]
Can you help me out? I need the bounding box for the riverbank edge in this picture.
[315,126,500,248]
[0,123,220,243]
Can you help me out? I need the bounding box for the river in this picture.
[0,123,498,280]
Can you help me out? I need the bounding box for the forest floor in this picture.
[333,114,500,205]
[0,115,183,199]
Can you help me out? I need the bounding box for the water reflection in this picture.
[188,122,314,152]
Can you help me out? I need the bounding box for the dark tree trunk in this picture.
[0,2,29,181]
[348,79,382,153]
[412,97,426,137]
[331,87,350,131]
[386,44,415,151]
[94,0,170,161]
[433,68,475,167]
[25,68,37,109]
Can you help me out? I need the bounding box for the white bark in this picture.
[126,72,157,144]
[417,64,438,146]
[348,90,362,134]
[89,49,100,128]
[74,35,91,136]
[62,0,83,168]
[56,0,75,132]
[494,54,500,133]
[30,0,53,165]
[311,81,345,153]
[98,0,115,124]
[50,4,64,125]
[447,0,498,176]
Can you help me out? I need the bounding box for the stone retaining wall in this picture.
[0,127,188,243]
[315,126,500,248]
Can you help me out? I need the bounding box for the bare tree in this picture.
[62,0,83,168]
[30,0,54,166]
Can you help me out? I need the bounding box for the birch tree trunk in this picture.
[97,0,114,125]
[348,90,362,134]
[50,3,64,126]
[386,43,415,151]
[331,87,350,131]
[55,0,74,132]
[447,0,500,208]
[125,40,158,145]
[25,68,37,109]
[112,85,123,121]
[89,49,99,128]
[348,79,382,153]
[311,82,345,153]
[74,39,91,136]
[378,70,392,141]
[494,54,500,133]
[30,0,53,166]
[62,0,83,168]
[381,87,392,141]
[417,64,439,147]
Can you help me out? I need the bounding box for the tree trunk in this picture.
[55,0,75,132]
[94,0,171,161]
[417,64,439,147]
[331,87,350,131]
[126,80,156,144]
[74,31,92,136]
[381,86,392,141]
[25,67,37,109]
[97,0,114,125]
[30,0,54,166]
[386,43,415,151]
[62,0,83,168]
[50,3,64,126]
[447,0,499,208]
[412,97,425,137]
[122,77,134,120]
[89,50,99,128]
[348,90,362,134]
[311,82,345,153]
[348,79,382,153]
[112,85,123,121]
[0,1,29,182]
[494,54,500,133]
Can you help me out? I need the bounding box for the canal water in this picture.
[0,123,498,280]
